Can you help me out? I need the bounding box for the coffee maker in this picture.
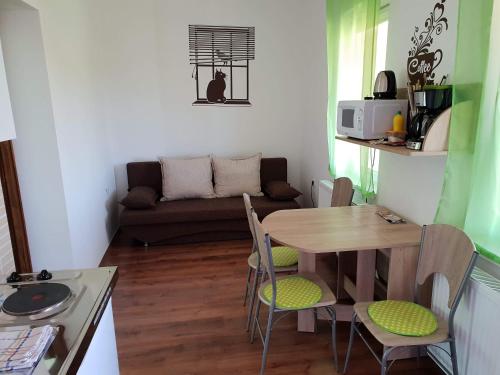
[406,85,452,150]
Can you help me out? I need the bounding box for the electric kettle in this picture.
[373,71,397,99]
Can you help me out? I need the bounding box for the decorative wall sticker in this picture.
[189,25,255,106]
[206,70,227,103]
[407,0,448,86]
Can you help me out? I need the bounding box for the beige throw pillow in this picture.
[159,156,215,201]
[212,154,263,197]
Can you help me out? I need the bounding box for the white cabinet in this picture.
[0,38,16,142]
[77,300,120,375]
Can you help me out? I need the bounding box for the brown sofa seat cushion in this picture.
[120,196,299,227]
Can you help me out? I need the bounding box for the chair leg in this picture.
[380,349,389,375]
[243,266,253,306]
[450,338,460,375]
[343,312,357,374]
[246,269,260,331]
[380,355,387,375]
[250,299,262,344]
[260,308,274,375]
[329,307,338,371]
[313,308,318,333]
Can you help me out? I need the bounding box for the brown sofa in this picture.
[119,158,300,244]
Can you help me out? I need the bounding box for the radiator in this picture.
[429,268,500,375]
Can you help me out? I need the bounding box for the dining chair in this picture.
[243,193,299,332]
[343,224,478,375]
[250,211,338,375]
[330,177,355,298]
[331,177,354,207]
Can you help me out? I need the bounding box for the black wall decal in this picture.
[189,25,255,106]
[407,0,448,86]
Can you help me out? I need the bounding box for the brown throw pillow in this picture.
[121,186,158,209]
[264,181,302,201]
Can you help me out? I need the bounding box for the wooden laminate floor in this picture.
[101,235,444,375]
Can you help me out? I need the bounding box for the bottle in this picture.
[392,111,405,132]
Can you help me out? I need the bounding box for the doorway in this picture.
[0,140,31,273]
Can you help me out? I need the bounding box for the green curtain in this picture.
[435,0,500,262]
[326,0,379,199]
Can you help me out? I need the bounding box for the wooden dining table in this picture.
[263,205,426,333]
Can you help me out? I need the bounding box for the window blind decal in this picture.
[189,25,255,106]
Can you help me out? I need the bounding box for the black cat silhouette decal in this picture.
[207,70,226,103]
[189,25,255,106]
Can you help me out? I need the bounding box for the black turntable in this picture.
[1,283,72,317]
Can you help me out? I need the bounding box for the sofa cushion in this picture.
[212,154,263,197]
[264,180,302,201]
[120,196,300,226]
[159,156,215,200]
[126,158,289,195]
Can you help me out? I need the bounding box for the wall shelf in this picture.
[335,136,448,157]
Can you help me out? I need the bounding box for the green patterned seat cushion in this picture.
[263,276,322,310]
[271,246,299,267]
[368,300,438,337]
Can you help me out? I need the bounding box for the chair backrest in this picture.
[416,224,477,309]
[243,193,256,241]
[252,212,277,302]
[331,177,354,207]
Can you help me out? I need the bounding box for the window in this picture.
[367,9,390,199]
[374,20,388,78]
[327,0,391,200]
[334,4,389,202]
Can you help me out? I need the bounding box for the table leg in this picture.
[298,252,316,332]
[337,252,357,299]
[355,250,376,302]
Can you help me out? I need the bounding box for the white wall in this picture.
[0,6,75,270]
[84,0,322,201]
[36,0,118,268]
[376,154,446,224]
[387,0,458,87]
[0,37,15,142]
[299,0,330,206]
[0,0,117,270]
[33,0,327,245]
[377,0,458,225]
[1,0,327,269]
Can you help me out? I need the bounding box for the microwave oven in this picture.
[337,99,408,140]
